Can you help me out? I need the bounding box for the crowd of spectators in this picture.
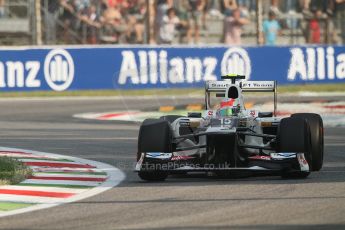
[222,0,345,45]
[0,0,5,18]
[43,0,147,44]
[41,0,345,45]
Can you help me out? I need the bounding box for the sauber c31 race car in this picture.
[135,75,324,181]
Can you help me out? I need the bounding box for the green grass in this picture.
[278,83,345,93]
[0,202,33,211]
[0,89,202,98]
[0,83,344,98]
[0,157,32,185]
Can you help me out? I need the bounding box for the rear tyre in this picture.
[160,115,191,176]
[138,119,173,154]
[160,115,183,124]
[277,117,311,179]
[138,171,168,181]
[137,119,172,181]
[291,113,324,171]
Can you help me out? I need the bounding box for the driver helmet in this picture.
[217,98,241,117]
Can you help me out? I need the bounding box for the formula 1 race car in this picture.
[135,75,324,181]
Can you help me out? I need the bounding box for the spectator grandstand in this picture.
[0,0,344,46]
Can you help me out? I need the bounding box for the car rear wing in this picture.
[205,80,278,116]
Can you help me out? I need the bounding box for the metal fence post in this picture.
[145,0,150,44]
[35,0,42,45]
[256,0,263,45]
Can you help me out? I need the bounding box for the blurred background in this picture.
[0,0,344,46]
[1,2,345,229]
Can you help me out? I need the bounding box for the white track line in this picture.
[18,159,73,163]
[0,147,125,218]
[20,180,102,187]
[0,155,60,160]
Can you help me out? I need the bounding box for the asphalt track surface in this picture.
[0,96,344,230]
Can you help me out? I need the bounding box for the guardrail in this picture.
[0,45,344,92]
[0,0,34,45]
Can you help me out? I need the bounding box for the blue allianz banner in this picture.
[0,45,344,91]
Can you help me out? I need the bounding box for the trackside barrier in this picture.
[0,45,344,91]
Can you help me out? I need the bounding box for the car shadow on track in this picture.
[119,165,345,188]
[115,224,345,230]
[74,195,345,205]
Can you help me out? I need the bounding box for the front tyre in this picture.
[278,117,312,179]
[291,113,324,171]
[137,119,172,181]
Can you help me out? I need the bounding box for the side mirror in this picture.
[188,112,202,118]
[258,112,273,118]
